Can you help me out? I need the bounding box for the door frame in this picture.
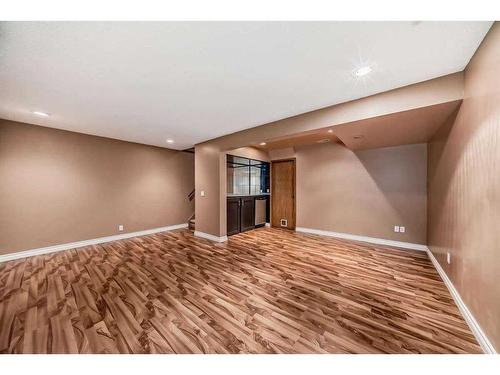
[270,158,296,229]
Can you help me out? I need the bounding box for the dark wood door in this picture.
[240,197,255,232]
[227,198,241,236]
[271,159,295,229]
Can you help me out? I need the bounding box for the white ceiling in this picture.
[0,21,492,150]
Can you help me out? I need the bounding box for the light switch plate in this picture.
[394,226,400,233]
[118,225,124,231]
[200,190,205,197]
[447,252,451,264]
[400,226,405,233]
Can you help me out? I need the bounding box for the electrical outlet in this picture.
[118,225,124,231]
[447,252,451,264]
[200,190,205,197]
[399,226,405,233]
[394,226,400,233]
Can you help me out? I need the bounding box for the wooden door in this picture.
[227,198,241,236]
[271,159,295,229]
[240,197,255,232]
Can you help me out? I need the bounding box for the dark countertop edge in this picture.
[227,194,270,198]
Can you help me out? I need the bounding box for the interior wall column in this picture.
[194,143,227,238]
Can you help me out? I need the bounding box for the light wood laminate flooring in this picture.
[0,228,481,353]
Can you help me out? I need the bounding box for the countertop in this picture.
[227,193,270,198]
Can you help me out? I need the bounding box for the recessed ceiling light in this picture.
[354,66,372,77]
[259,142,266,146]
[33,111,49,117]
[166,139,174,144]
[327,129,333,133]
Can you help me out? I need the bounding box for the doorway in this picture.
[271,159,296,230]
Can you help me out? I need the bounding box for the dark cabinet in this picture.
[227,198,241,236]
[240,197,255,232]
[227,195,268,236]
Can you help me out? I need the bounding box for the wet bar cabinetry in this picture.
[227,154,270,236]
[227,195,270,236]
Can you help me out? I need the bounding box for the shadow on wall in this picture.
[355,143,428,241]
[356,146,427,194]
[296,141,427,244]
[427,92,500,350]
[428,97,500,265]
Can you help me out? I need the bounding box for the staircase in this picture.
[188,189,195,231]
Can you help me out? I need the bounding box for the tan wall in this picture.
[269,147,296,160]
[224,143,427,243]
[228,146,270,162]
[194,143,222,236]
[427,23,500,350]
[0,119,194,255]
[195,73,463,237]
[297,143,427,244]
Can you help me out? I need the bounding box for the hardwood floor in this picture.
[0,228,481,354]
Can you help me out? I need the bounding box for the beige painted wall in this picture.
[297,143,427,244]
[269,147,296,160]
[0,119,194,255]
[228,146,270,162]
[194,143,222,236]
[427,23,500,350]
[226,143,427,243]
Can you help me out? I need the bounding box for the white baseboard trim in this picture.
[194,231,228,243]
[0,223,188,263]
[295,227,427,252]
[426,248,496,354]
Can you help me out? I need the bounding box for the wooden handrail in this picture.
[188,189,195,201]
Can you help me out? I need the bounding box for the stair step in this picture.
[188,217,195,231]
